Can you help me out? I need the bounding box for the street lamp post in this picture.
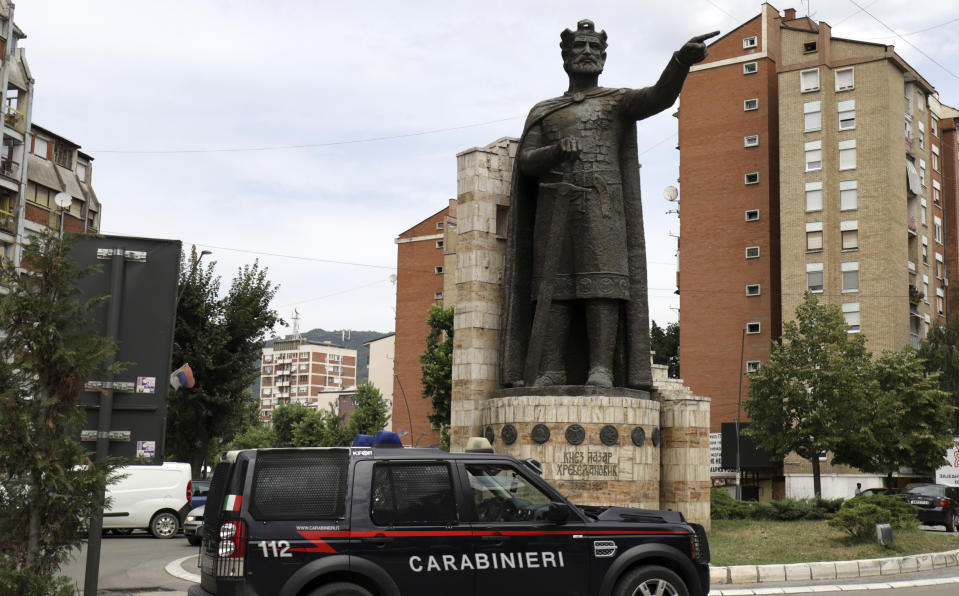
[175,249,212,307]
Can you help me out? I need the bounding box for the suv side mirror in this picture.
[546,501,570,523]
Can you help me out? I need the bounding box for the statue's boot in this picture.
[533,301,570,386]
[586,298,618,388]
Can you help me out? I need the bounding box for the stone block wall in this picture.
[449,137,517,451]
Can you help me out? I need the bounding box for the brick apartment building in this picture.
[679,3,959,497]
[392,206,451,447]
[1,2,101,271]
[258,338,357,422]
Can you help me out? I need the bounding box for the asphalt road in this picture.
[60,530,198,594]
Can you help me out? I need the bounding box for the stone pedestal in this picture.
[659,394,711,530]
[481,390,662,510]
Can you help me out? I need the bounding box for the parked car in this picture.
[190,479,210,509]
[183,505,205,546]
[103,462,193,538]
[902,483,959,532]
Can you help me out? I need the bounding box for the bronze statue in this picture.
[500,20,717,391]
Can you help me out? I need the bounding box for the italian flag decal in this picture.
[224,494,243,511]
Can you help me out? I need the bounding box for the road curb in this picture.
[707,574,959,595]
[710,548,959,586]
[165,554,201,584]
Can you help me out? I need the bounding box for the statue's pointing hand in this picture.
[677,30,720,66]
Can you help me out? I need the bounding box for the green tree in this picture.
[833,349,956,486]
[270,402,314,446]
[420,304,453,449]
[224,421,276,450]
[165,248,281,477]
[345,383,392,438]
[293,404,351,447]
[650,320,679,377]
[745,292,872,497]
[917,317,959,433]
[0,232,122,595]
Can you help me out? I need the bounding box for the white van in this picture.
[103,462,193,538]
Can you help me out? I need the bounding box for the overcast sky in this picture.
[14,1,959,335]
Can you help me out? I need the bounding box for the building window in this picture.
[745,209,760,221]
[436,221,445,230]
[805,181,823,212]
[744,98,759,111]
[924,274,930,304]
[746,246,760,259]
[840,180,857,211]
[434,266,444,274]
[841,261,859,293]
[933,180,941,205]
[807,262,824,293]
[743,36,758,49]
[839,139,856,170]
[744,135,759,147]
[746,361,761,373]
[745,172,760,185]
[804,101,821,132]
[806,222,823,252]
[835,67,854,91]
[746,284,761,296]
[919,159,927,187]
[743,61,758,74]
[434,291,443,300]
[917,90,925,111]
[842,302,861,333]
[921,197,928,225]
[840,220,858,250]
[76,162,88,182]
[918,121,925,149]
[936,253,944,279]
[805,140,822,171]
[436,240,444,249]
[800,68,819,92]
[746,322,761,334]
[804,40,817,53]
[937,288,945,315]
[263,387,272,396]
[33,137,49,158]
[925,313,931,337]
[932,144,940,171]
[838,99,855,130]
[934,216,942,243]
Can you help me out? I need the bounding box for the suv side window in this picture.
[467,463,552,522]
[371,463,457,525]
[250,450,349,520]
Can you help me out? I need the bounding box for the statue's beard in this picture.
[567,59,605,75]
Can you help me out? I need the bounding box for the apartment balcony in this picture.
[905,133,915,156]
[3,106,25,134]
[907,216,917,236]
[0,159,19,180]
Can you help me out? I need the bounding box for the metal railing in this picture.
[0,158,19,178]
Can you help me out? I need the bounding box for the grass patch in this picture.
[709,519,959,566]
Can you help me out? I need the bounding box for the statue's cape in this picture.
[499,87,652,389]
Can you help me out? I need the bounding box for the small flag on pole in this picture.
[170,363,196,389]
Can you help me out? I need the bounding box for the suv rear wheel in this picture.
[946,511,956,533]
[307,582,373,596]
[615,565,689,596]
[149,511,179,539]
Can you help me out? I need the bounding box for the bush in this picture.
[828,495,919,539]
[711,489,846,521]
[711,487,753,519]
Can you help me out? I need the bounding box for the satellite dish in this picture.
[54,192,71,209]
[663,186,679,202]
[294,306,302,315]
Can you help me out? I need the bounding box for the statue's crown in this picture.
[561,19,607,50]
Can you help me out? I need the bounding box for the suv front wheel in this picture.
[307,582,373,596]
[149,511,180,539]
[615,565,690,596]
